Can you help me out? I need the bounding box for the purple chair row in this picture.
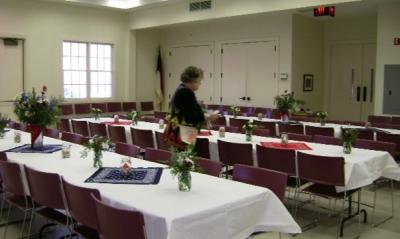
[60,101,155,116]
[368,115,400,125]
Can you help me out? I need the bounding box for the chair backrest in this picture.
[217,140,253,166]
[194,137,210,159]
[58,118,72,133]
[122,102,136,112]
[279,124,304,135]
[61,132,83,145]
[256,145,296,176]
[253,120,277,136]
[0,161,25,196]
[155,131,170,150]
[376,132,400,153]
[354,139,396,157]
[91,193,146,239]
[252,107,270,117]
[232,164,288,201]
[239,106,254,116]
[206,104,219,110]
[0,152,8,161]
[11,121,28,131]
[108,125,127,144]
[24,166,64,209]
[91,103,108,113]
[154,111,167,119]
[89,122,108,137]
[115,142,140,158]
[140,101,154,111]
[297,152,345,186]
[253,128,270,137]
[326,119,344,124]
[107,102,122,113]
[372,123,400,130]
[313,134,342,146]
[229,118,248,128]
[368,115,391,124]
[271,109,281,119]
[74,103,91,114]
[196,157,223,177]
[213,116,227,126]
[61,179,100,230]
[287,133,313,142]
[72,120,90,137]
[130,128,154,149]
[81,136,91,145]
[141,116,159,123]
[305,125,334,137]
[144,148,171,165]
[352,128,374,140]
[344,121,366,127]
[60,104,74,115]
[392,117,400,125]
[44,128,60,139]
[225,126,240,133]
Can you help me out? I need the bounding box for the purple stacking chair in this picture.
[61,132,83,145]
[91,193,146,239]
[72,120,90,137]
[313,135,342,146]
[305,125,334,137]
[217,140,253,177]
[62,179,100,238]
[107,102,122,113]
[287,133,313,142]
[326,119,344,124]
[233,164,288,201]
[89,122,108,137]
[297,152,364,237]
[0,161,32,238]
[10,121,28,131]
[345,128,374,140]
[253,128,270,137]
[140,101,154,112]
[44,128,60,139]
[210,125,240,133]
[392,117,400,125]
[253,120,277,136]
[131,128,155,149]
[229,118,248,128]
[144,148,171,165]
[81,136,91,145]
[154,111,167,120]
[60,104,74,115]
[0,152,7,161]
[279,124,304,135]
[115,142,141,158]
[354,139,396,157]
[108,125,127,144]
[376,132,400,160]
[368,115,391,124]
[74,103,91,114]
[372,123,400,130]
[196,157,223,177]
[58,118,72,133]
[194,137,210,159]
[141,116,159,123]
[122,102,137,112]
[344,121,366,127]
[91,103,108,113]
[155,131,170,150]
[24,166,71,238]
[213,116,227,126]
[251,107,269,117]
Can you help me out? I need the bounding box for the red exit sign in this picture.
[314,6,335,17]
[395,38,400,45]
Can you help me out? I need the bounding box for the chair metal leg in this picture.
[372,180,395,227]
[20,209,29,238]
[3,204,12,239]
[336,198,346,238]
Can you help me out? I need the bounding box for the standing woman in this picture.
[165,66,217,149]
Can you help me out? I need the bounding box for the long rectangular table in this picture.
[1,129,301,239]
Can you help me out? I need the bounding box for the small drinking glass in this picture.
[62,144,71,158]
[120,157,132,176]
[114,115,120,123]
[219,126,225,138]
[159,119,165,129]
[14,131,21,143]
[281,133,289,145]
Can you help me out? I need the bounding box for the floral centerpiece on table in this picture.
[127,110,140,125]
[229,105,240,118]
[274,91,304,122]
[81,135,114,168]
[242,121,256,141]
[0,113,10,139]
[92,108,102,120]
[14,86,61,149]
[341,128,358,154]
[316,111,328,126]
[170,144,197,191]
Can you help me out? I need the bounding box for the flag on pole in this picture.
[155,48,164,111]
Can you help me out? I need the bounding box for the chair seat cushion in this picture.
[36,207,69,225]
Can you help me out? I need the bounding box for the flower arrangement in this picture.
[92,108,102,120]
[81,135,114,167]
[274,91,304,120]
[316,111,328,125]
[242,121,256,141]
[170,144,197,191]
[0,113,10,138]
[229,105,240,118]
[341,128,358,154]
[127,110,140,125]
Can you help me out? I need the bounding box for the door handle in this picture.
[370,69,374,102]
[239,97,246,100]
[389,90,392,96]
[351,69,355,100]
[357,86,361,102]
[363,86,367,102]
[246,97,251,101]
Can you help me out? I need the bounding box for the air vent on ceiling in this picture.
[189,0,212,12]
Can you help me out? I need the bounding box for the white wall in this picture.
[292,14,324,111]
[375,3,400,115]
[0,0,130,102]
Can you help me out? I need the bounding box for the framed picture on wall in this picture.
[303,74,313,91]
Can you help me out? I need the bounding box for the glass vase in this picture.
[343,142,352,154]
[0,129,5,139]
[281,113,289,123]
[178,171,191,192]
[93,150,103,168]
[320,119,326,126]
[245,133,252,141]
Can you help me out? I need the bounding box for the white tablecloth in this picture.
[1,130,301,239]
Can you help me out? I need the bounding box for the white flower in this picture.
[101,142,109,150]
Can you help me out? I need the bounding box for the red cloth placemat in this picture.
[260,142,312,150]
[198,130,212,136]
[103,121,132,126]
